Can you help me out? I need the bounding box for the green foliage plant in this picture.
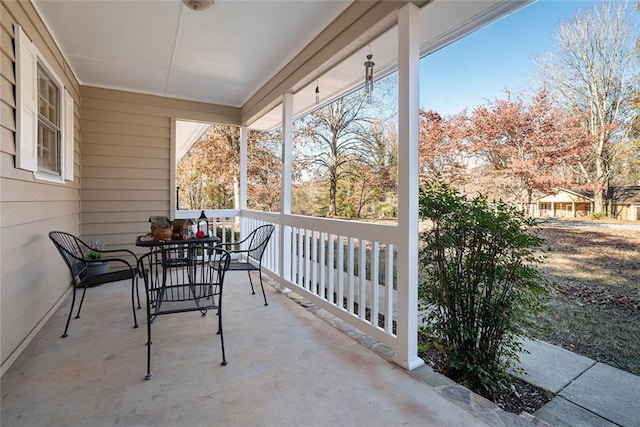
[418,179,547,395]
[85,239,105,261]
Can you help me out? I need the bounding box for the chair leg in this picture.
[247,270,256,294]
[135,276,142,309]
[131,277,139,329]
[61,284,77,338]
[258,268,268,306]
[145,307,153,380]
[75,285,89,319]
[218,303,226,366]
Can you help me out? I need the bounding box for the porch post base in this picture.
[392,355,425,371]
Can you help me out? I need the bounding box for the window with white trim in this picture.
[37,63,61,175]
[15,25,74,183]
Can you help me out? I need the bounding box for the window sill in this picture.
[33,171,65,184]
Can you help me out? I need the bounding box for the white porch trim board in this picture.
[393,2,424,370]
[240,125,248,211]
[280,92,294,282]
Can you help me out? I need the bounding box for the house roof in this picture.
[564,188,595,200]
[609,186,640,204]
[537,189,594,203]
[32,0,533,129]
[537,187,640,205]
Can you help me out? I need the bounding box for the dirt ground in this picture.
[528,220,640,376]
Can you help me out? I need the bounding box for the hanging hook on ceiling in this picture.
[182,0,214,11]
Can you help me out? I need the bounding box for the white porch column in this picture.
[395,2,424,370]
[239,126,248,211]
[239,126,248,238]
[170,118,177,217]
[280,92,293,282]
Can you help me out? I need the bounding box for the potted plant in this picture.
[85,240,109,276]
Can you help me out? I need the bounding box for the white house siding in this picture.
[80,86,240,257]
[1,1,80,375]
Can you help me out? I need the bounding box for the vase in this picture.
[153,227,173,241]
[86,262,110,277]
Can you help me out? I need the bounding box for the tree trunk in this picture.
[526,188,534,218]
[593,188,606,216]
[328,173,337,217]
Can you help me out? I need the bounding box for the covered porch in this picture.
[2,1,535,422]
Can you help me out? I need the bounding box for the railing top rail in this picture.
[175,209,240,219]
[241,210,280,223]
[281,214,399,244]
[176,210,399,243]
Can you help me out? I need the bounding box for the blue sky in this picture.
[418,0,633,116]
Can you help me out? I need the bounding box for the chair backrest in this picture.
[246,224,274,262]
[49,231,89,284]
[138,244,230,315]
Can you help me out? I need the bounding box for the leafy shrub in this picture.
[591,212,607,220]
[418,179,547,395]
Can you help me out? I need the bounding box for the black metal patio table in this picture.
[135,235,221,249]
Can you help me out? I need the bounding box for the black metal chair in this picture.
[138,242,230,380]
[49,231,140,338]
[216,224,274,306]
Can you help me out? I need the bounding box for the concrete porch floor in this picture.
[1,272,521,426]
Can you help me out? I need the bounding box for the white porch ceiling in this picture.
[33,0,532,131]
[33,0,351,107]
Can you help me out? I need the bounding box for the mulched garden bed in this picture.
[418,341,552,416]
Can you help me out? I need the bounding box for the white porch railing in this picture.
[177,209,399,353]
[179,209,400,353]
[272,213,398,350]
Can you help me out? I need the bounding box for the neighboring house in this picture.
[532,187,640,220]
[609,186,640,221]
[534,189,593,218]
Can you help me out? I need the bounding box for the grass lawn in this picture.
[527,221,640,376]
